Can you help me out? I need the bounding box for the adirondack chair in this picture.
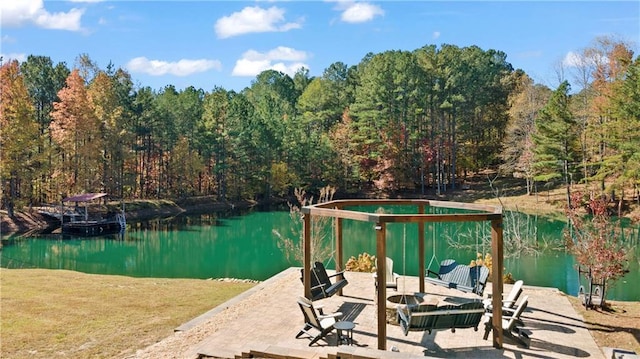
[373,257,400,291]
[483,295,530,348]
[300,262,348,301]
[295,296,343,346]
[484,280,524,311]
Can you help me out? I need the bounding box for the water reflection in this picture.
[1,208,638,301]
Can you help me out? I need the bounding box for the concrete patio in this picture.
[171,267,604,359]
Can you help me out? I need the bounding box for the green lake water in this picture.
[1,208,638,301]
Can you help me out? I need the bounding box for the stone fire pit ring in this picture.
[385,294,423,325]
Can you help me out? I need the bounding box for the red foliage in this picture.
[420,139,435,164]
[564,192,628,283]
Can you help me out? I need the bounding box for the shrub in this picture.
[345,252,376,272]
[564,191,628,304]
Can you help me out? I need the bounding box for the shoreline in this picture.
[0,197,262,237]
[4,173,639,237]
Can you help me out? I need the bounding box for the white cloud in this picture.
[332,1,383,23]
[34,8,84,31]
[126,57,222,77]
[342,3,383,23]
[233,58,274,76]
[1,53,28,63]
[563,51,605,68]
[271,62,308,75]
[0,0,84,31]
[562,51,583,67]
[232,46,309,77]
[215,6,303,39]
[432,31,440,40]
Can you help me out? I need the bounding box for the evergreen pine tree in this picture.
[533,81,579,207]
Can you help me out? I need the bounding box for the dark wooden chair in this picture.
[397,300,486,336]
[300,261,348,301]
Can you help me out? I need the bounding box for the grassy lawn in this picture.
[0,269,255,358]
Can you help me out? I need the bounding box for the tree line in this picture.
[1,37,638,217]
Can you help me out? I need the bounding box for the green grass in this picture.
[0,269,255,358]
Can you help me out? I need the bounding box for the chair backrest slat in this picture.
[297,297,321,328]
[313,262,332,285]
[505,280,524,306]
[385,257,395,282]
[400,301,485,335]
[505,295,528,329]
[429,259,490,296]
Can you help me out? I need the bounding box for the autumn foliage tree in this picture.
[501,72,551,194]
[589,40,637,214]
[88,71,127,197]
[50,69,103,194]
[564,191,628,304]
[609,57,640,212]
[0,60,39,216]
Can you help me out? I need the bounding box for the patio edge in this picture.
[175,267,300,332]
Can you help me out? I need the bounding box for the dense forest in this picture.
[1,36,639,216]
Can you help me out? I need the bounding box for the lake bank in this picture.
[3,173,639,236]
[0,197,260,237]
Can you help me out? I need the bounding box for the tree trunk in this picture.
[564,159,572,209]
[618,191,623,218]
[7,176,16,218]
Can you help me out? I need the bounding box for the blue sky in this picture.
[1,1,638,92]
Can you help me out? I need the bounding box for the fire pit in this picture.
[386,294,423,325]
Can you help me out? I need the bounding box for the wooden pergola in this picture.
[300,199,504,351]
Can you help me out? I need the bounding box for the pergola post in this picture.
[303,213,312,299]
[375,222,387,351]
[418,204,425,293]
[491,218,504,348]
[335,217,344,295]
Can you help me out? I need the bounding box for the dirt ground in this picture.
[568,297,640,354]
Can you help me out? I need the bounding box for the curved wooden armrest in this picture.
[311,283,327,291]
[318,311,343,320]
[502,306,518,315]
